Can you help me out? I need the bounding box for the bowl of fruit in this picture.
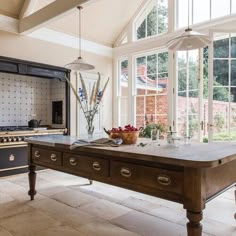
[104,125,139,145]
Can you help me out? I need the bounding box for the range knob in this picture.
[7,137,12,142]
[17,136,22,142]
[1,137,7,143]
[12,137,17,142]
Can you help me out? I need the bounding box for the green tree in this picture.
[137,0,168,40]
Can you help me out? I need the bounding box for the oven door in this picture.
[0,145,28,176]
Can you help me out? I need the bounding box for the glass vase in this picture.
[86,121,94,140]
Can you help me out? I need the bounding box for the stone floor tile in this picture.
[36,181,70,196]
[0,200,33,219]
[145,204,186,223]
[28,198,95,227]
[0,191,14,204]
[205,197,235,226]
[111,211,211,236]
[51,189,99,208]
[0,210,60,236]
[0,227,14,236]
[33,225,85,236]
[219,186,235,201]
[79,199,133,220]
[77,220,141,236]
[119,196,160,212]
[72,181,135,202]
[0,181,27,196]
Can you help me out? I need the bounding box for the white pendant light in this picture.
[167,1,211,51]
[65,6,95,71]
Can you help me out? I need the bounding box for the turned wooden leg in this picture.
[235,190,236,220]
[28,165,37,200]
[89,179,93,185]
[186,210,203,236]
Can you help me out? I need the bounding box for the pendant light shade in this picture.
[65,6,95,71]
[167,0,211,51]
[65,57,95,71]
[167,28,212,51]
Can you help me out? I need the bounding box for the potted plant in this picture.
[139,123,166,139]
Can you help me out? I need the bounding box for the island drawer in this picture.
[63,153,109,177]
[31,147,62,166]
[111,161,183,195]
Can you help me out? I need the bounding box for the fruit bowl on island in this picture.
[104,125,139,145]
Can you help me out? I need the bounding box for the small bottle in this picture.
[167,126,173,144]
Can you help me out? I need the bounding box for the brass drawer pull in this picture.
[34,150,40,158]
[69,158,77,166]
[50,154,57,162]
[92,161,101,171]
[121,167,131,178]
[157,175,171,186]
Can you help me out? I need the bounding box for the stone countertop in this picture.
[26,135,236,168]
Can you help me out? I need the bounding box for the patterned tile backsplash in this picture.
[0,72,66,127]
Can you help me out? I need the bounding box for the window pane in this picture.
[231,87,236,102]
[147,74,157,94]
[158,52,168,73]
[189,66,198,93]
[156,95,167,114]
[120,97,128,126]
[158,0,168,33]
[136,96,145,115]
[231,60,236,86]
[136,57,146,75]
[136,0,168,40]
[211,0,230,19]
[213,60,229,86]
[136,56,147,95]
[213,87,229,102]
[120,60,128,96]
[147,6,157,37]
[232,1,236,13]
[178,69,187,95]
[214,37,229,58]
[193,0,210,24]
[177,51,187,69]
[176,0,189,28]
[147,54,157,74]
[137,19,146,40]
[158,75,168,94]
[231,36,236,58]
[145,96,156,116]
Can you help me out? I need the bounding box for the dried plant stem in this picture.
[79,73,89,114]
[64,76,89,124]
[100,77,109,101]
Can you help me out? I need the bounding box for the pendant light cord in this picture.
[77,6,82,59]
[187,0,190,29]
[185,0,191,32]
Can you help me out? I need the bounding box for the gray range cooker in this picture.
[0,126,66,177]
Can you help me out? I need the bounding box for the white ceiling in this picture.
[0,0,144,47]
[47,0,144,46]
[0,0,24,18]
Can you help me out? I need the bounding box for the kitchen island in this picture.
[27,135,236,236]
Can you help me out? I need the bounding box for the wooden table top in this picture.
[26,135,236,168]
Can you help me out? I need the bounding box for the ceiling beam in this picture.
[0,14,18,33]
[19,0,94,35]
[19,0,38,19]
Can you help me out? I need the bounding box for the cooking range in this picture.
[0,126,66,176]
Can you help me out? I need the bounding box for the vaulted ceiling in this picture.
[0,0,145,47]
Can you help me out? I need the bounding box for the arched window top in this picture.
[134,0,168,41]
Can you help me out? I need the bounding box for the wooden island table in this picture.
[26,135,236,236]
